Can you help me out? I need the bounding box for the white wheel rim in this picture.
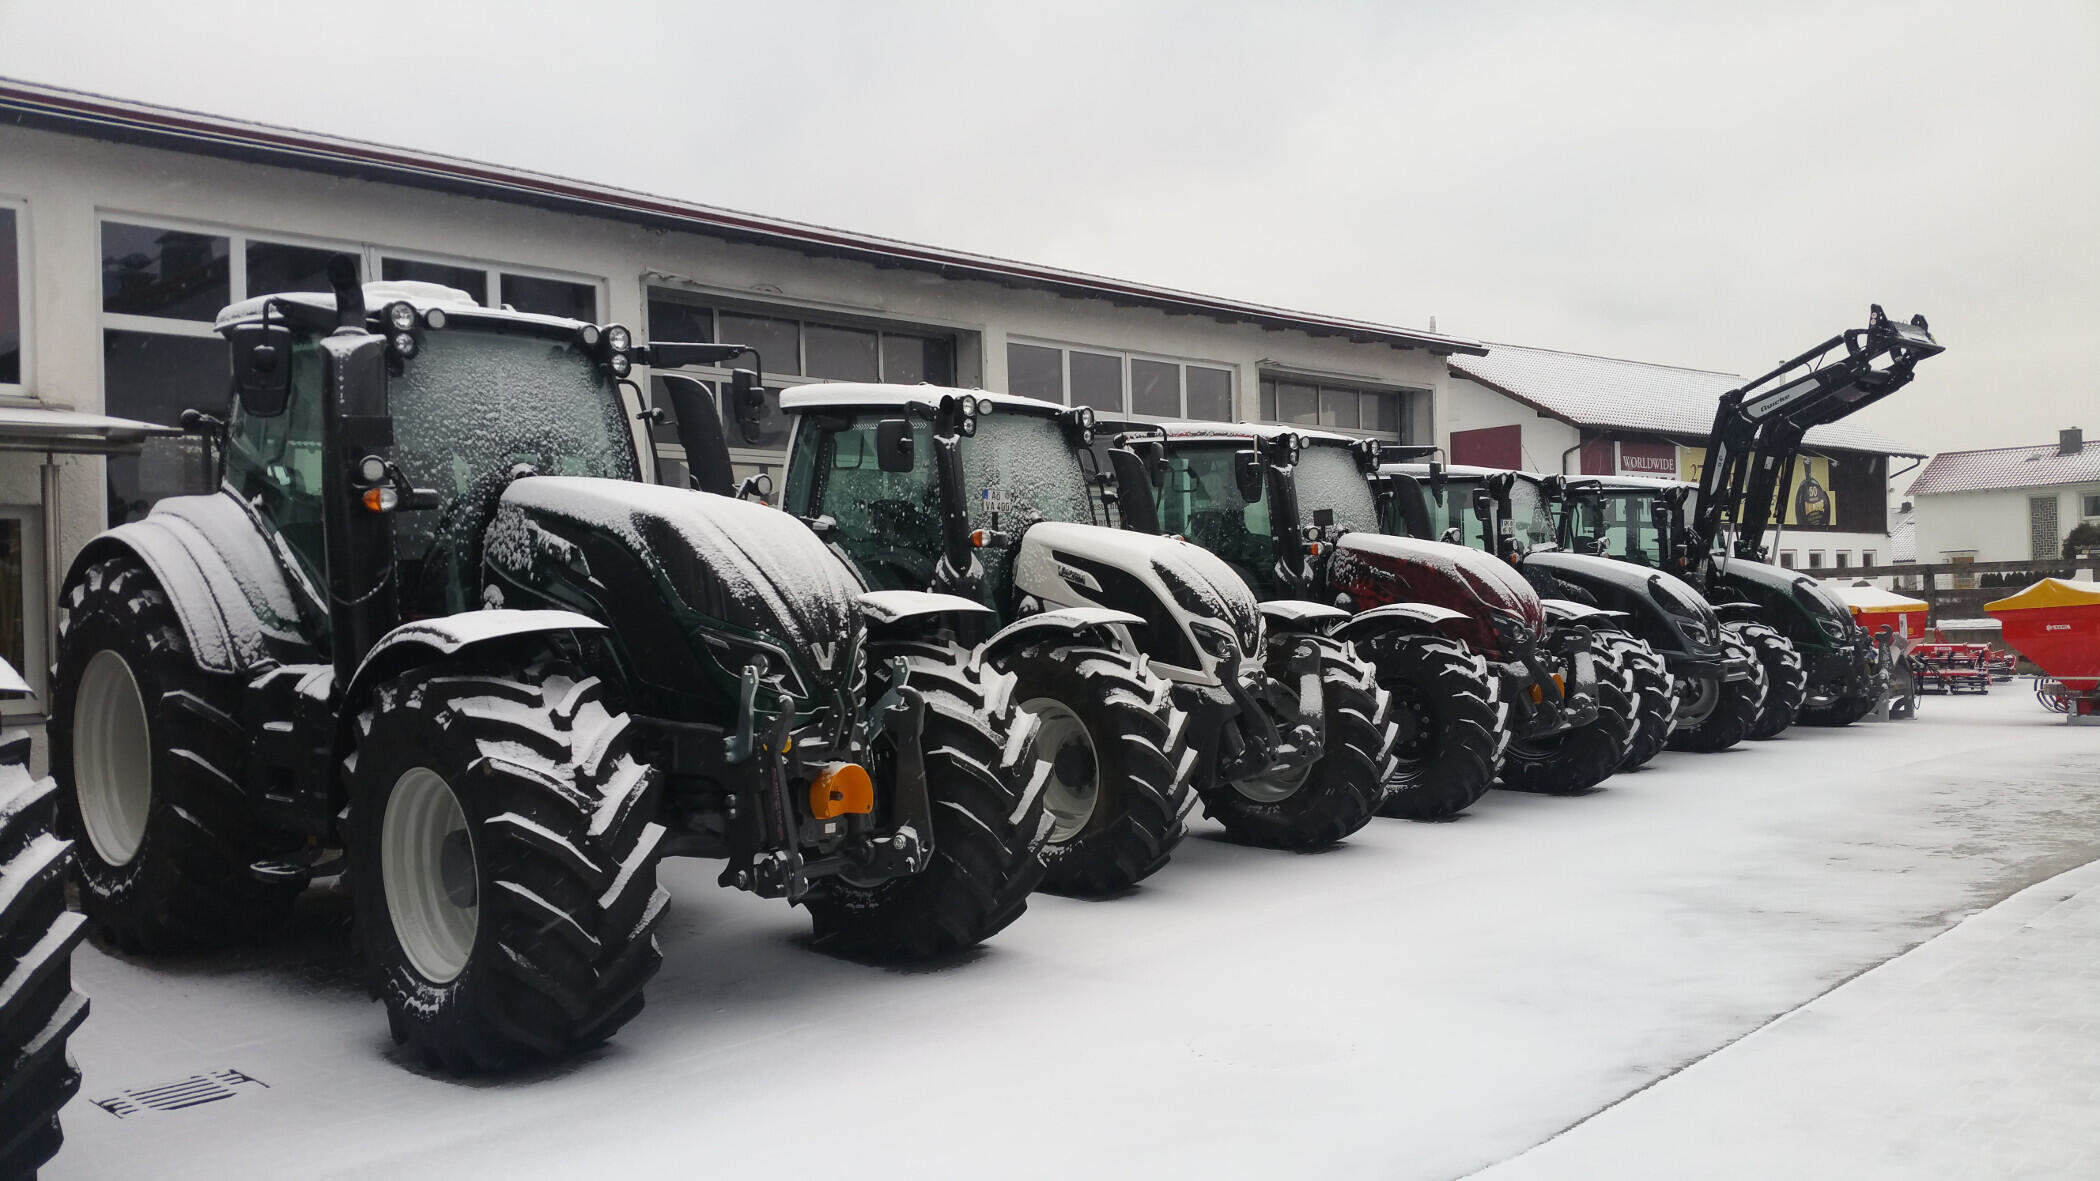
[381,768,479,984]
[1022,697,1099,845]
[74,649,153,866]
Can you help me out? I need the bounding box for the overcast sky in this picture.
[3,0,2094,471]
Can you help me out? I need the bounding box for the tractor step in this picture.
[248,850,344,888]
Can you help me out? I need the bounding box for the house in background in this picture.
[1909,429,2100,568]
[1445,343,1919,572]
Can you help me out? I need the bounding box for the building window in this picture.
[0,508,45,712]
[99,218,607,526]
[1258,374,1423,441]
[1807,551,1824,569]
[1003,340,1234,421]
[1835,551,1850,569]
[645,286,960,483]
[2083,493,2100,519]
[1862,550,1876,568]
[1,204,22,391]
[1779,551,1796,569]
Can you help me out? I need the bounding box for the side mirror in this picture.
[1470,486,1494,520]
[1233,448,1264,501]
[728,368,767,443]
[875,418,916,473]
[229,323,295,417]
[660,374,736,496]
[1427,460,1447,506]
[1312,508,1335,529]
[1108,447,1160,533]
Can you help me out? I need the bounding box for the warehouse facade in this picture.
[0,77,1483,717]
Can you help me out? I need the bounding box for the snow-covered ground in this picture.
[51,690,2100,1179]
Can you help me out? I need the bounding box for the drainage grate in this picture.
[93,1069,269,1119]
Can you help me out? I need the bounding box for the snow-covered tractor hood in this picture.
[1010,519,1262,682]
[487,477,866,702]
[1326,533,1545,658]
[1524,549,1725,658]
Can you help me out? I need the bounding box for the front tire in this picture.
[1597,632,1675,772]
[1668,633,1766,752]
[987,643,1190,896]
[1727,622,1806,739]
[347,652,668,1074]
[1,734,91,1179]
[49,555,300,951]
[1365,634,1504,821]
[1499,640,1633,795]
[1206,636,1394,848]
[808,642,1054,956]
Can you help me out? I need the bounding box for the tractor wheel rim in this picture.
[382,767,479,984]
[1022,698,1099,845]
[1679,674,1720,725]
[1234,684,1315,803]
[74,649,153,866]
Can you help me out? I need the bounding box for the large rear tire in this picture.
[981,643,1189,896]
[1728,622,1806,739]
[49,555,300,951]
[347,651,668,1074]
[1499,640,1633,795]
[808,642,1054,955]
[1366,634,1504,821]
[1,734,90,1179]
[1206,636,1395,848]
[1598,632,1675,772]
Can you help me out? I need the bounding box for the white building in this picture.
[1909,429,2100,565]
[1445,343,1917,571]
[0,77,1481,720]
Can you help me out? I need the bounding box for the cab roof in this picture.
[214,281,590,335]
[1148,420,1361,448]
[1380,462,1543,481]
[778,383,1065,416]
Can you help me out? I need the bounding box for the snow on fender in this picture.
[338,609,608,720]
[980,606,1146,665]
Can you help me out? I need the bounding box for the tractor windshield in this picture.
[1428,477,1490,549]
[1567,490,1669,567]
[1159,444,1272,583]
[961,413,1096,529]
[1289,444,1381,534]
[787,413,943,591]
[1506,477,1557,552]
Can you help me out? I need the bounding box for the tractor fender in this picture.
[62,492,316,676]
[1332,601,1470,645]
[980,606,1144,666]
[337,609,609,721]
[1256,599,1350,635]
[1540,598,1630,627]
[855,589,994,627]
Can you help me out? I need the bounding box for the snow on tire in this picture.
[1597,632,1675,772]
[49,555,301,951]
[1726,621,1806,739]
[985,642,1189,896]
[0,732,90,1179]
[1365,633,1503,821]
[808,642,1053,955]
[1206,635,1394,848]
[347,652,668,1074]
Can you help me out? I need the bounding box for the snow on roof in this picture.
[1907,437,2100,496]
[1451,343,1920,457]
[215,282,581,332]
[777,383,1066,416]
[1,75,1485,358]
[0,405,182,452]
[1150,420,1361,447]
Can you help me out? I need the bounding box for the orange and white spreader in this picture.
[1985,578,2100,720]
[1828,582,1931,639]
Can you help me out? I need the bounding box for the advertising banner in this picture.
[1678,446,1835,527]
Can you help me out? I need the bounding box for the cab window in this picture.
[789,416,942,591]
[1159,445,1273,591]
[225,336,326,583]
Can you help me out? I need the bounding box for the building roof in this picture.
[0,405,181,454]
[1450,343,1920,457]
[0,75,1486,359]
[1907,437,2100,496]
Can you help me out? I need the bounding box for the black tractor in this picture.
[1122,424,1623,814]
[1385,462,1764,759]
[2,656,89,1178]
[48,260,1047,1074]
[779,387,1398,891]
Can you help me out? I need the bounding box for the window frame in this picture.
[1256,369,1427,443]
[643,282,969,484]
[2082,491,2100,520]
[1002,336,1237,423]
[0,196,29,402]
[0,503,46,716]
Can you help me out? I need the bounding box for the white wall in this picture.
[1438,375,1581,472]
[1914,485,2100,564]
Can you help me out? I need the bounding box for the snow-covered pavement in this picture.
[1484,856,2100,1179]
[51,689,2100,1179]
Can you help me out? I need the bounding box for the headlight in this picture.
[385,301,417,333]
[1817,614,1849,639]
[607,325,632,353]
[975,396,995,416]
[577,323,601,347]
[390,332,418,359]
[609,352,632,377]
[1188,619,1241,662]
